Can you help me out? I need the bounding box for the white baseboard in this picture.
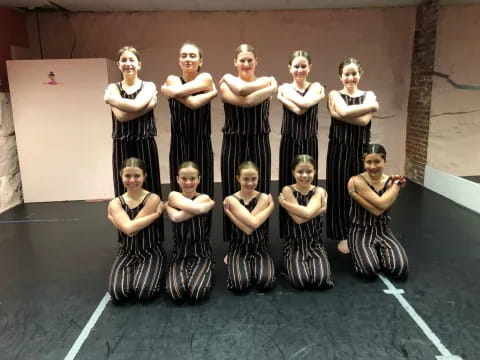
[424,165,480,214]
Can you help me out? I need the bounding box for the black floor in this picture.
[461,175,480,183]
[0,181,478,360]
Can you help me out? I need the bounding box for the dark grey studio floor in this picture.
[0,181,478,360]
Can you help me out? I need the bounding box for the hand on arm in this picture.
[277,84,305,115]
[223,197,254,235]
[108,195,161,237]
[165,202,195,223]
[221,78,276,107]
[328,90,377,125]
[105,82,157,112]
[279,186,324,223]
[347,177,384,216]
[220,74,271,96]
[161,73,213,98]
[225,194,273,233]
[349,176,400,214]
[282,82,324,110]
[168,192,214,215]
[180,82,218,109]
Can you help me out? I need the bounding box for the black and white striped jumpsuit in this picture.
[326,93,370,241]
[283,187,333,289]
[221,100,271,241]
[168,80,214,198]
[279,87,319,238]
[166,198,214,302]
[348,177,408,279]
[227,194,276,292]
[108,193,165,303]
[112,81,162,198]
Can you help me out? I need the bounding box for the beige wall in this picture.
[7,58,119,202]
[23,8,415,194]
[428,5,480,177]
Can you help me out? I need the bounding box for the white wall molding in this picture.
[424,165,480,214]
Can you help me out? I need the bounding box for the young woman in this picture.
[104,46,162,199]
[347,144,408,279]
[220,43,277,241]
[279,155,333,290]
[165,161,215,303]
[223,161,276,292]
[107,157,165,303]
[161,42,217,198]
[277,50,325,238]
[326,58,379,254]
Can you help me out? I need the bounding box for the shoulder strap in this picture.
[383,176,393,191]
[118,195,126,206]
[357,174,371,187]
[141,192,152,205]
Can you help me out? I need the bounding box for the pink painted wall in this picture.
[0,8,28,92]
[7,58,119,202]
[428,5,480,177]
[23,8,415,190]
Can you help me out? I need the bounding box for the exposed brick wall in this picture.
[405,0,439,184]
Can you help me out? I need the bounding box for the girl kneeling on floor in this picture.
[107,157,165,304]
[347,144,408,279]
[165,161,215,303]
[223,161,276,292]
[279,154,333,290]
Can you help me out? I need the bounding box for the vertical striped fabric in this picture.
[166,204,214,302]
[111,81,164,234]
[221,100,271,241]
[112,82,157,140]
[278,98,319,238]
[283,187,333,289]
[226,194,276,291]
[168,95,214,198]
[347,177,408,279]
[326,93,370,241]
[108,193,165,303]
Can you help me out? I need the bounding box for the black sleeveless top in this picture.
[168,77,211,136]
[281,85,319,139]
[171,195,212,258]
[112,81,157,140]
[117,192,163,251]
[329,92,370,145]
[285,186,323,240]
[222,100,271,135]
[349,176,393,226]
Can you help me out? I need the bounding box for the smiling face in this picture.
[236,167,259,193]
[121,166,146,191]
[177,166,200,196]
[234,51,257,80]
[340,63,361,92]
[289,56,311,82]
[363,152,386,179]
[179,44,202,74]
[292,162,315,188]
[117,50,141,77]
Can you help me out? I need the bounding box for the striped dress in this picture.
[279,86,319,238]
[166,196,214,302]
[221,100,271,241]
[108,193,165,303]
[326,92,370,241]
[283,186,333,289]
[168,78,214,198]
[348,176,408,279]
[227,194,276,291]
